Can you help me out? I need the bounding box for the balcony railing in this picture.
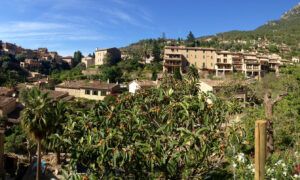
[244,60,260,64]
[164,56,182,61]
[163,62,182,67]
[232,60,243,64]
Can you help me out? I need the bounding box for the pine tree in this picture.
[187,31,195,42]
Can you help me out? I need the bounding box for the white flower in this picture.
[252,168,255,173]
[282,163,286,167]
[283,171,287,176]
[247,164,254,169]
[233,163,237,168]
[294,174,299,178]
[271,178,276,180]
[237,153,246,163]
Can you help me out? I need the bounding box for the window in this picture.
[211,56,213,59]
[224,54,227,57]
[195,62,197,66]
[195,55,197,58]
[85,90,90,95]
[224,59,227,63]
[211,63,213,66]
[93,90,98,95]
[186,49,189,53]
[187,54,189,58]
[217,58,221,63]
[203,63,205,68]
[203,50,205,53]
[101,91,107,96]
[203,55,205,59]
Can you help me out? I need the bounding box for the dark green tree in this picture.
[152,41,161,62]
[187,31,195,42]
[174,67,182,80]
[100,66,123,83]
[151,70,157,81]
[73,51,83,67]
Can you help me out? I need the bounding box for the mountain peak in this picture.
[281,2,300,19]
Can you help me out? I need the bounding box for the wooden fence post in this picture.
[255,120,267,180]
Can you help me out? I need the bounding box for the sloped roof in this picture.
[0,96,16,108]
[56,80,119,91]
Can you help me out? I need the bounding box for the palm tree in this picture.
[187,65,199,80]
[20,87,54,180]
[43,100,69,164]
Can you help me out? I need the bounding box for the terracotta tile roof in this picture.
[0,96,16,108]
[56,80,119,91]
[42,90,68,100]
[0,87,14,96]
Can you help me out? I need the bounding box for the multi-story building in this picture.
[95,48,121,66]
[55,80,120,100]
[163,46,217,73]
[215,51,233,76]
[81,56,95,68]
[163,46,289,78]
[20,58,42,70]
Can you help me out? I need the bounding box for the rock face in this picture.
[281,2,300,19]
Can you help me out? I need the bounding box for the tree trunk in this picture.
[265,102,274,153]
[27,139,32,163]
[36,140,41,180]
[56,151,60,164]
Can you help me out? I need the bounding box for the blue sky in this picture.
[0,0,299,56]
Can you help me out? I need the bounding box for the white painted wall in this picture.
[129,81,141,94]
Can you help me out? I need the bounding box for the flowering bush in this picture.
[227,139,299,179]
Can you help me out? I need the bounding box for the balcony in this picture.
[163,62,182,67]
[233,65,243,71]
[244,60,260,64]
[164,55,182,61]
[232,60,243,64]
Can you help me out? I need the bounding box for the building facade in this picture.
[62,56,74,67]
[55,80,120,100]
[163,46,288,78]
[20,58,42,70]
[163,46,217,73]
[81,56,95,68]
[95,48,121,66]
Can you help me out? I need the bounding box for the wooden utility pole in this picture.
[255,120,267,180]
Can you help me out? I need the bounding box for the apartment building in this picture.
[163,46,217,73]
[55,80,120,100]
[81,56,95,68]
[95,48,121,66]
[163,46,288,78]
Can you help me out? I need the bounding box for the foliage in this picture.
[74,51,83,67]
[60,76,240,179]
[50,66,85,84]
[269,44,279,53]
[187,31,195,42]
[152,41,161,62]
[100,66,123,83]
[151,70,157,81]
[0,55,28,86]
[117,58,144,73]
[173,67,182,80]
[186,65,199,80]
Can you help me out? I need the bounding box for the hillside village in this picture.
[0,2,299,180]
